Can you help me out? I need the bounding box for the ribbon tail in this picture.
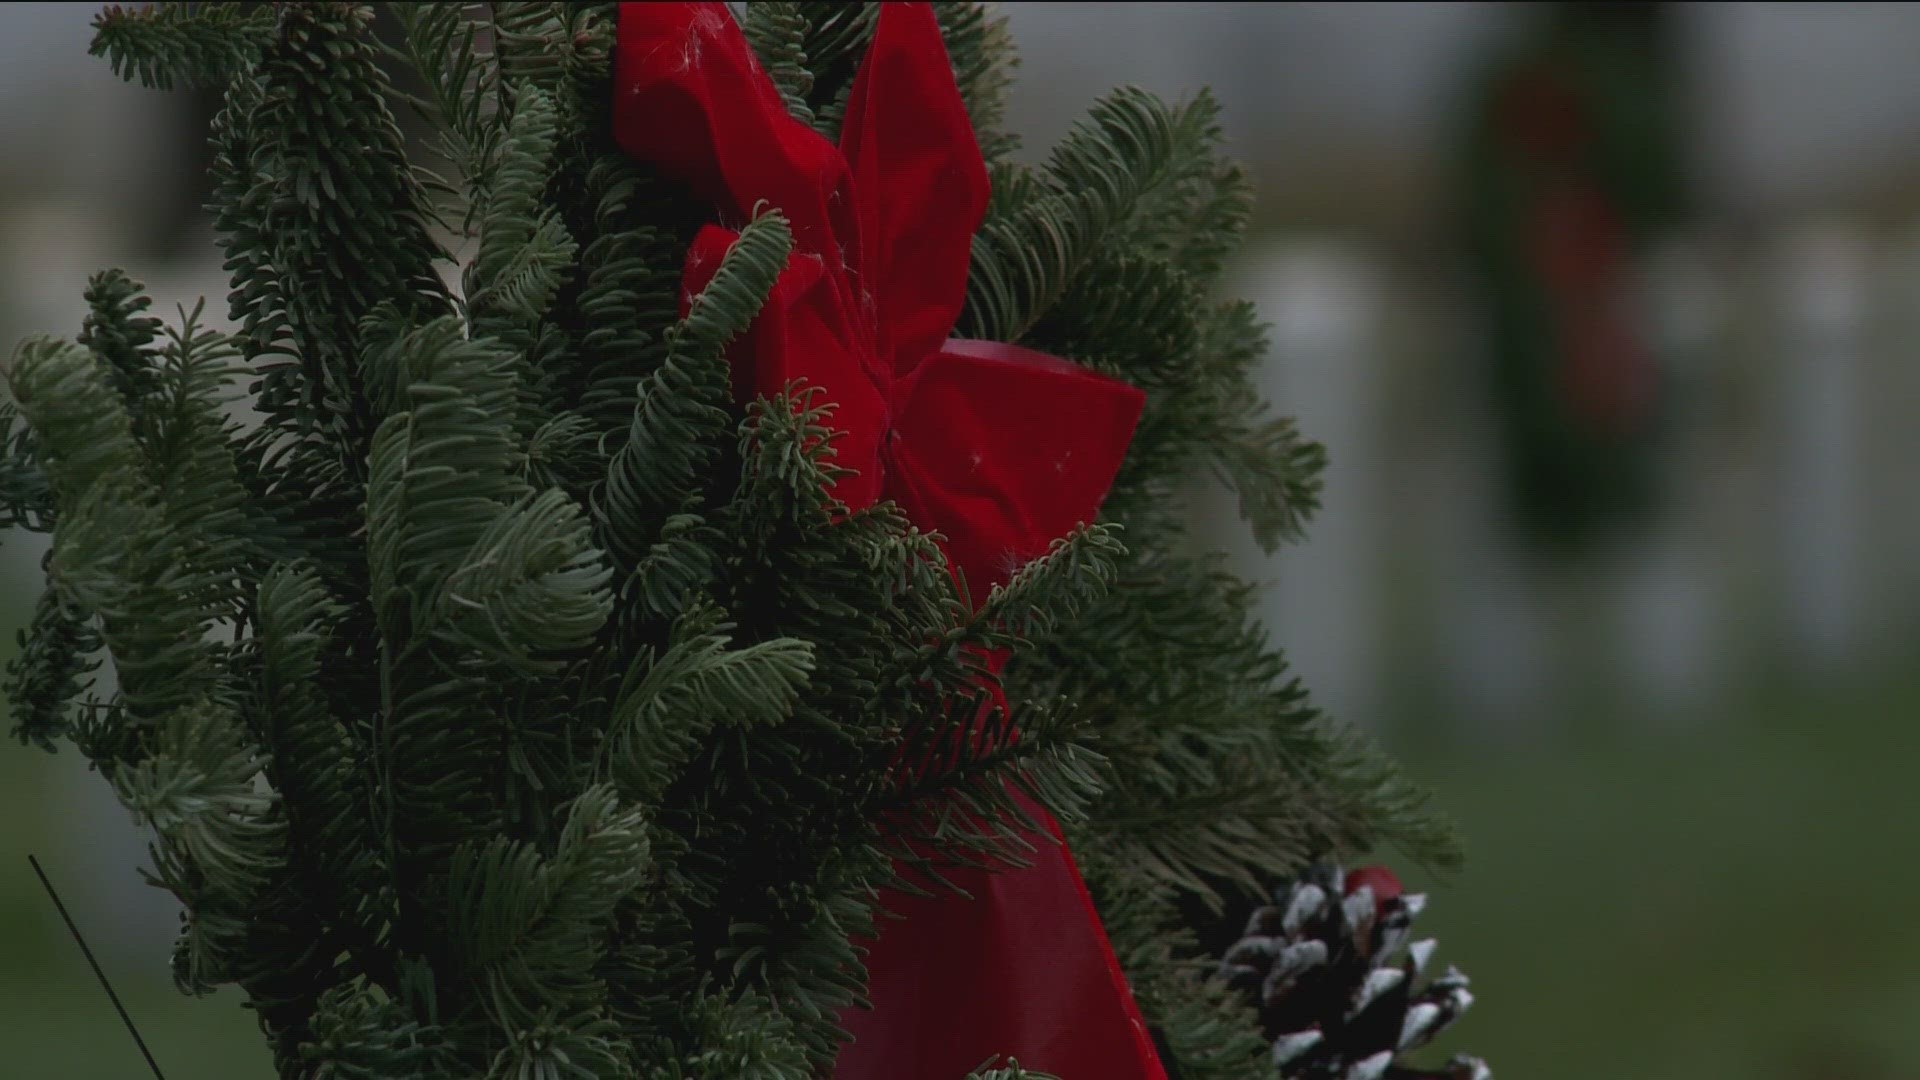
[841,655,1165,1077]
[836,794,1168,1080]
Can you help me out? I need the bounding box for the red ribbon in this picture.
[615,4,1165,1077]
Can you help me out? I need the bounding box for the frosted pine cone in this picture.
[1214,864,1490,1080]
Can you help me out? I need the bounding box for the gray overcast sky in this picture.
[999,2,1920,213]
[8,3,1920,215]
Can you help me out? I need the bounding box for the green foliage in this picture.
[464,84,579,359]
[1088,868,1268,1080]
[967,1063,1058,1080]
[4,583,103,751]
[0,397,53,532]
[930,2,1022,164]
[118,694,287,993]
[789,3,879,140]
[0,4,1461,1079]
[601,210,791,563]
[962,86,1238,345]
[783,3,1018,159]
[89,2,272,91]
[392,2,508,229]
[740,3,817,125]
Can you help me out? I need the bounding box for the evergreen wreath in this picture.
[2,3,1465,1077]
[1457,2,1688,555]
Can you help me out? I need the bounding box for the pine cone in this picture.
[1214,864,1490,1080]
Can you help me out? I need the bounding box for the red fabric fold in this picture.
[617,6,1163,1077]
[837,2,991,376]
[616,2,857,259]
[681,224,890,510]
[835,791,1162,1079]
[892,340,1144,603]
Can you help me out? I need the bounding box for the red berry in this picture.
[1344,865,1403,904]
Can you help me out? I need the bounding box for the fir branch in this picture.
[549,158,687,442]
[1021,250,1203,389]
[89,2,271,91]
[488,2,576,95]
[465,83,579,350]
[727,384,850,547]
[114,695,286,991]
[599,209,791,568]
[792,2,879,140]
[299,981,441,1080]
[668,989,813,1079]
[7,340,225,731]
[524,411,598,493]
[31,471,318,1048]
[0,397,55,532]
[247,564,389,933]
[668,213,794,387]
[423,485,614,675]
[363,315,531,642]
[5,337,146,514]
[487,1010,631,1080]
[1036,550,1463,902]
[973,522,1127,644]
[1079,871,1266,1080]
[4,582,104,751]
[1118,89,1242,268]
[362,314,554,917]
[880,693,1106,886]
[1311,725,1467,871]
[623,513,725,625]
[733,878,879,1065]
[932,1,1022,163]
[207,59,376,606]
[77,270,165,428]
[206,70,287,363]
[740,3,816,124]
[1193,299,1327,553]
[141,302,262,597]
[1166,159,1254,287]
[967,1063,1058,1080]
[960,86,1229,344]
[600,604,814,806]
[445,784,649,1032]
[249,1,454,477]
[389,1,502,235]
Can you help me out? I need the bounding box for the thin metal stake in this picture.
[28,854,168,1080]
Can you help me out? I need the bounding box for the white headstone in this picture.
[1610,237,1729,722]
[1226,242,1384,730]
[1775,221,1868,673]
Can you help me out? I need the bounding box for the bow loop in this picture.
[615,2,858,267]
[838,2,992,375]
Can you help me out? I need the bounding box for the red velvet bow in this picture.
[615,4,1165,1078]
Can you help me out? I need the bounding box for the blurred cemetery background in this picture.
[4,3,1920,1078]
